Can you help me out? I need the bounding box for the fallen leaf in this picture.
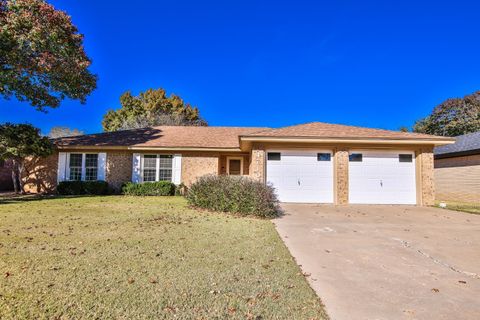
[431,288,439,293]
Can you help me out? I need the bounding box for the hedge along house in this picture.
[23,122,454,205]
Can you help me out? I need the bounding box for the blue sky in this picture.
[1,0,480,134]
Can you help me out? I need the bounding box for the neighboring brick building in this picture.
[434,131,480,203]
[0,159,13,191]
[23,122,453,205]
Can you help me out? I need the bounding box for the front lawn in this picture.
[436,200,480,215]
[0,196,327,319]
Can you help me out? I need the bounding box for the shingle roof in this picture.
[242,122,449,140]
[55,126,268,149]
[434,131,480,157]
[55,122,452,150]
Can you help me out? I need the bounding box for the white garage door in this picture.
[349,150,417,204]
[266,150,334,203]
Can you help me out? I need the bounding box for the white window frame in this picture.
[141,154,174,182]
[226,156,244,175]
[67,153,99,181]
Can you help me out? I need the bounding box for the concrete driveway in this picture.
[274,204,480,320]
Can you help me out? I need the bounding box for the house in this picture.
[434,131,480,203]
[0,159,13,191]
[23,122,454,205]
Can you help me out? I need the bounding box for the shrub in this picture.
[186,175,280,218]
[57,181,110,195]
[121,181,176,196]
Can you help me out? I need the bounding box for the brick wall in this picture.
[434,154,480,203]
[249,144,265,182]
[106,151,132,191]
[0,159,13,191]
[417,148,435,206]
[181,152,219,186]
[334,148,349,205]
[23,153,59,193]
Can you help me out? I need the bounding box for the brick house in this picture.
[23,122,453,205]
[0,159,14,191]
[434,131,480,203]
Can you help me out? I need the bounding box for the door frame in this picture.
[226,156,244,175]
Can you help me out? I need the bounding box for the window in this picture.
[142,155,157,182]
[349,153,363,162]
[142,155,173,182]
[317,153,331,161]
[267,152,281,161]
[399,154,413,163]
[85,154,98,181]
[64,153,103,182]
[158,155,173,181]
[69,154,83,181]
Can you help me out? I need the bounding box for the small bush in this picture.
[57,181,110,195]
[186,175,280,218]
[122,181,176,196]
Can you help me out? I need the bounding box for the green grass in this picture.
[0,196,327,319]
[435,200,480,215]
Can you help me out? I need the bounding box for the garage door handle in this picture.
[380,180,383,187]
[298,179,301,186]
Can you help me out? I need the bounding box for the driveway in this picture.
[274,204,480,320]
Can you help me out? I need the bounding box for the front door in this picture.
[227,157,242,175]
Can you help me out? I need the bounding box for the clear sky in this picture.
[1,0,480,134]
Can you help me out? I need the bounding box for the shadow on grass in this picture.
[0,193,120,205]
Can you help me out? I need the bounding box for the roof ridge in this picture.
[253,121,448,138]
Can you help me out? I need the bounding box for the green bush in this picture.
[57,181,110,195]
[121,181,176,196]
[186,175,280,218]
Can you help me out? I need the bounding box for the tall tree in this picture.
[413,91,480,136]
[47,126,84,138]
[102,88,207,132]
[0,0,97,111]
[0,123,53,193]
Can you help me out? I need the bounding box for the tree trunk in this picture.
[11,166,18,193]
[17,160,25,194]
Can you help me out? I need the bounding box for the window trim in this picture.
[141,154,158,182]
[141,154,174,182]
[226,156,243,175]
[84,154,99,181]
[68,153,99,181]
[68,153,83,181]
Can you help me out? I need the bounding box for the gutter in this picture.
[434,148,480,159]
[55,145,243,152]
[239,136,456,146]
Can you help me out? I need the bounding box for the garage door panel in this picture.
[349,151,416,205]
[267,150,333,203]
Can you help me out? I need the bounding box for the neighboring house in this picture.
[0,159,13,191]
[23,122,453,205]
[434,131,480,203]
